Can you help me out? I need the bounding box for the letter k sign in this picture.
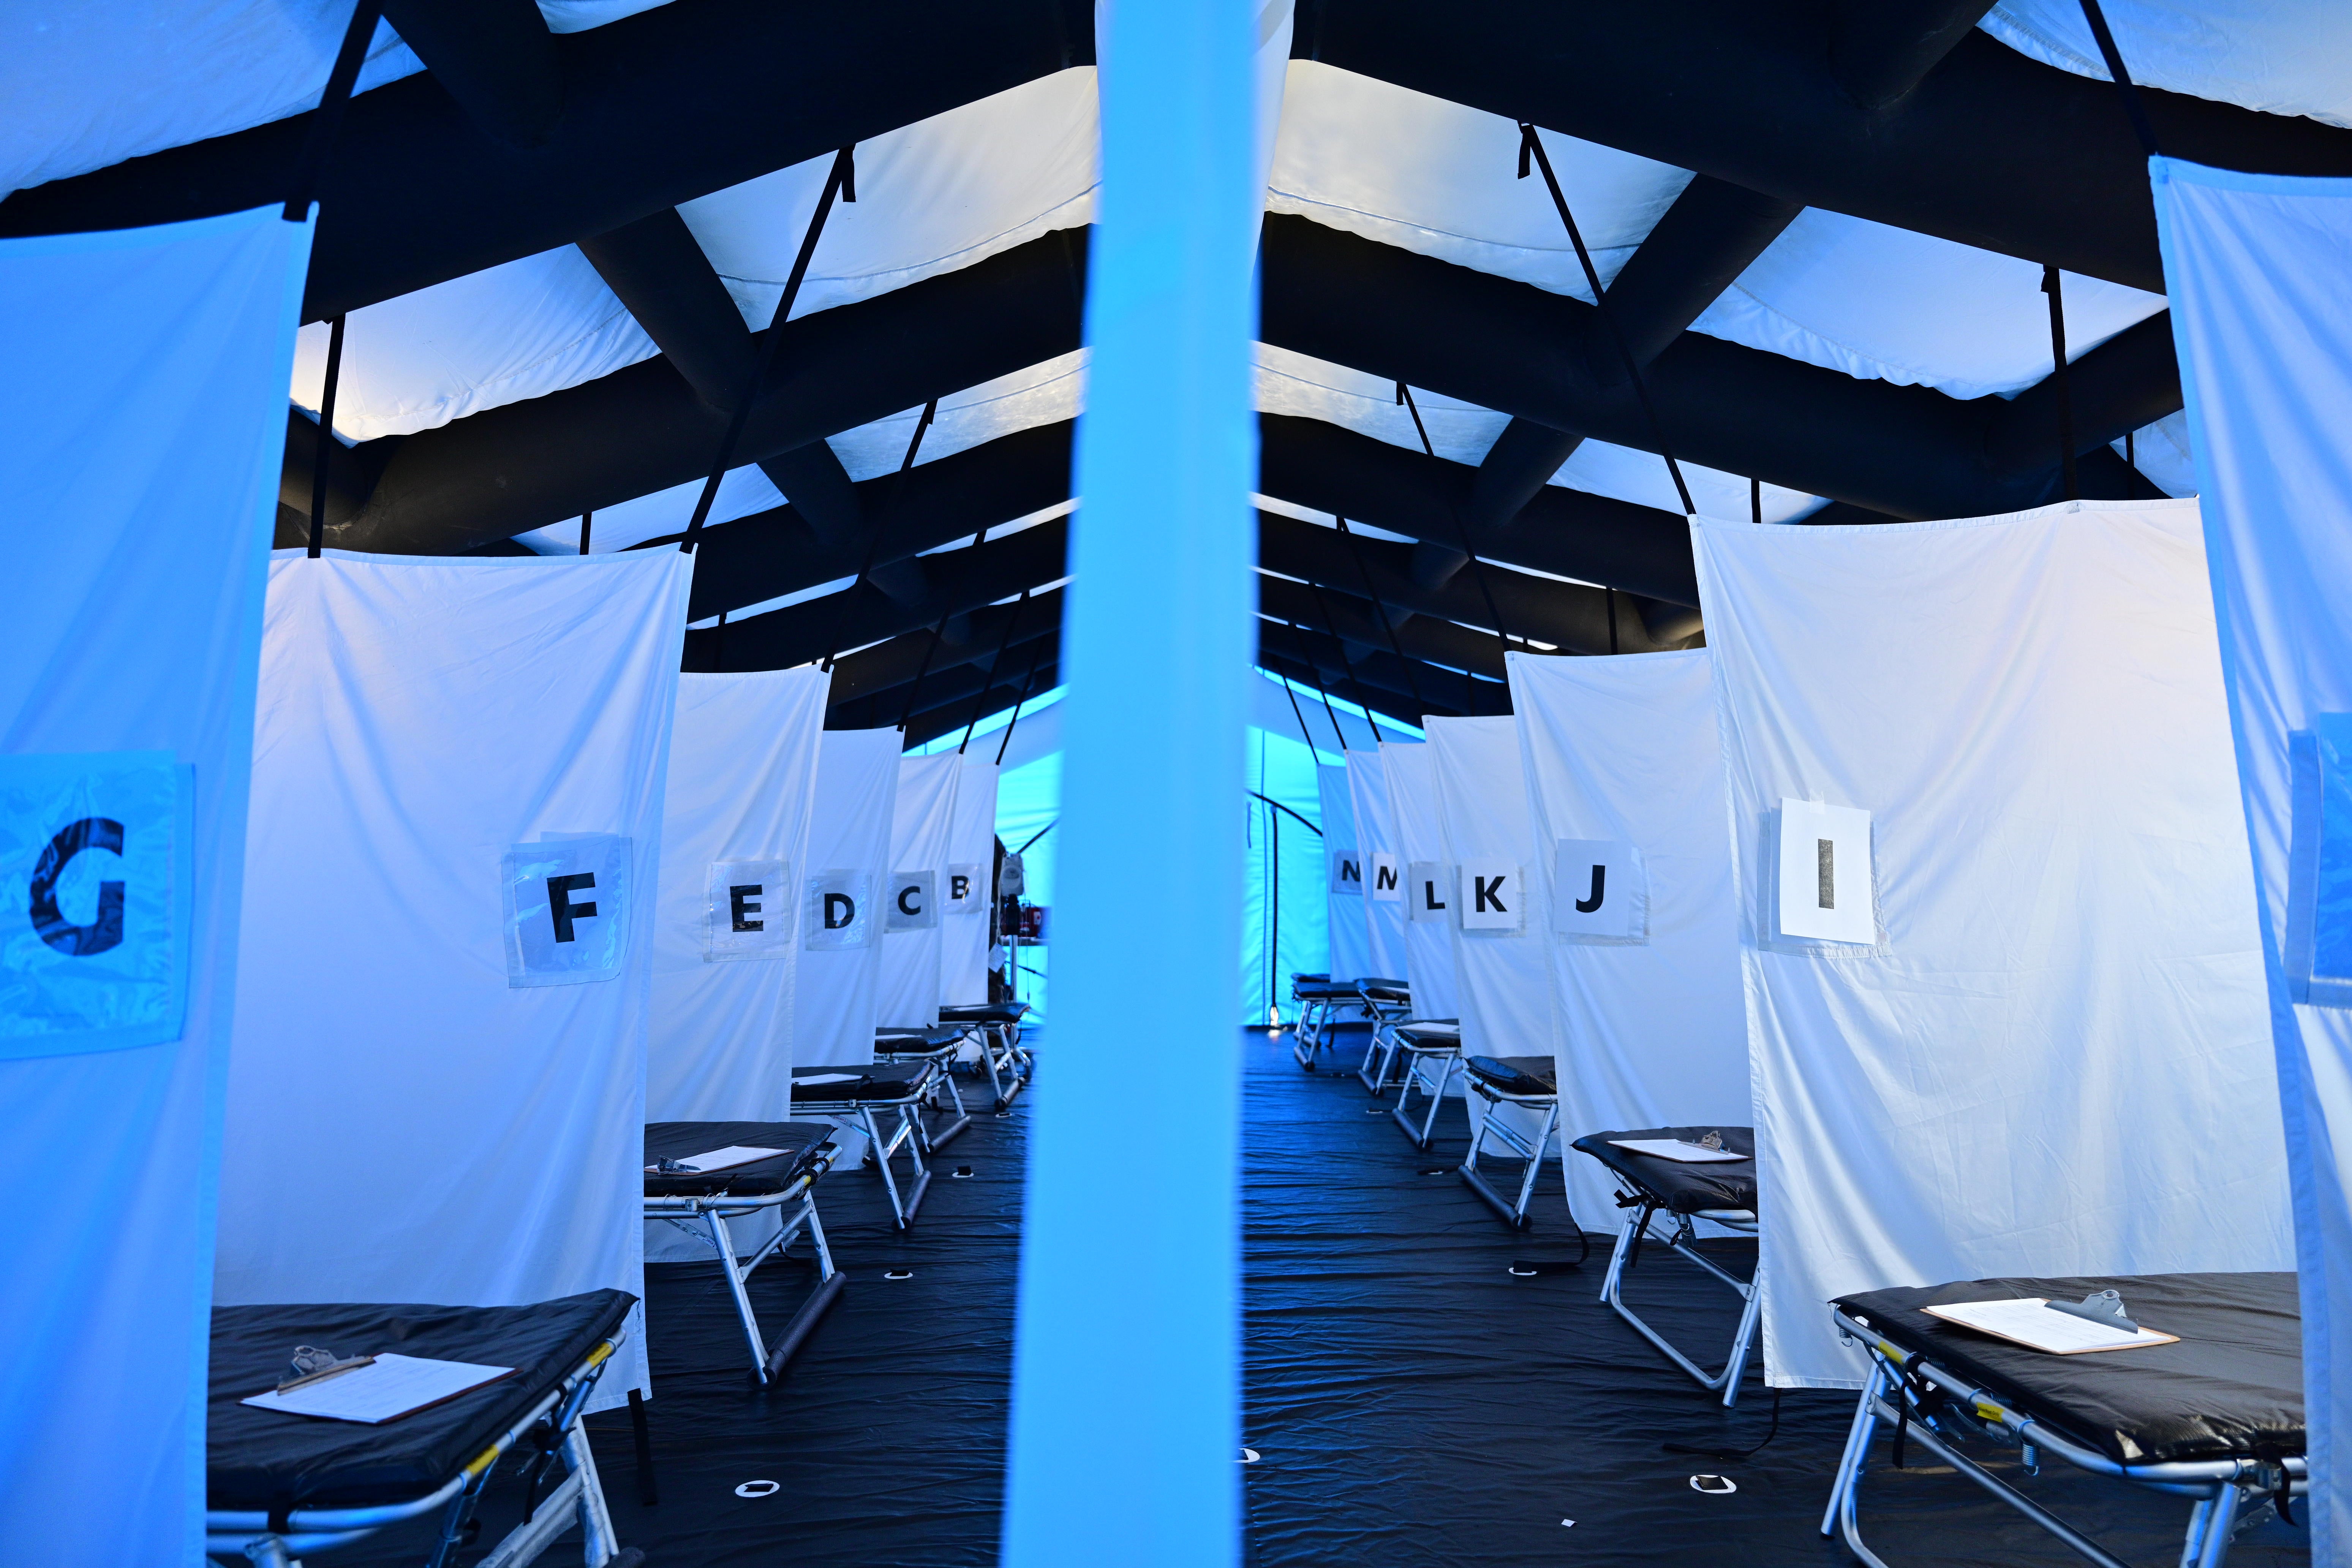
[1458,858,1523,931]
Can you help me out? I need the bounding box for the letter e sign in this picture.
[706,857,790,961]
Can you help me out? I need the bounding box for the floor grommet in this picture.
[735,1479,780,1498]
[1239,1448,1261,1463]
[952,1166,974,1178]
[1690,1475,1737,1495]
[884,1268,913,1280]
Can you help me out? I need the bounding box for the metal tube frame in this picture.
[1457,1078,1562,1228]
[643,1152,841,1384]
[1822,1307,2305,1568]
[1387,1031,1461,1150]
[205,1331,629,1568]
[797,1065,939,1228]
[1596,1195,1761,1406]
[876,1028,977,1145]
[1291,984,1370,1070]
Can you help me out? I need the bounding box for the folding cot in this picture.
[205,1289,639,1568]
[938,999,1034,1108]
[1455,1054,1564,1229]
[1571,1126,1761,1406]
[642,1121,842,1385]
[790,1062,942,1228]
[1287,973,1367,1068]
[1826,1272,2304,1568]
[875,1025,981,1147]
[1349,979,1415,1089]
[1364,1020,1462,1150]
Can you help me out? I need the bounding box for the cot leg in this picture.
[1510,1103,1561,1222]
[894,1105,933,1225]
[861,1107,909,1227]
[2193,1484,2242,1568]
[1417,1054,1455,1147]
[1822,1365,1884,1540]
[567,1423,622,1566]
[706,1210,769,1383]
[1718,1271,1765,1408]
[2177,1499,2216,1568]
[1600,1206,1641,1305]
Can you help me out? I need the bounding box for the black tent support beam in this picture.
[0,0,1092,321]
[321,229,1086,555]
[1256,649,1430,732]
[1827,0,2003,113]
[1257,574,1516,681]
[821,591,1064,706]
[898,660,1064,749]
[376,0,564,150]
[1293,0,2352,294]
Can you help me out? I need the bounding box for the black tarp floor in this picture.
[321,1025,2307,1566]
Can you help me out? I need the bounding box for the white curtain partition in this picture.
[1316,765,1370,983]
[1692,502,2290,1388]
[1508,651,1747,1228]
[0,207,305,1565]
[1427,716,1562,1143]
[876,752,959,1027]
[647,669,829,1122]
[792,729,899,1068]
[1381,741,1460,1020]
[1345,749,1407,982]
[943,758,1001,1006]
[220,549,690,1407]
[2155,156,2352,1558]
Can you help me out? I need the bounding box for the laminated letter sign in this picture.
[1777,799,1874,944]
[805,870,874,950]
[1330,847,1363,897]
[501,834,632,986]
[1458,859,1524,933]
[0,751,191,1055]
[1553,838,1646,944]
[1408,861,1452,923]
[945,862,985,912]
[705,858,790,962]
[887,869,938,932]
[1369,852,1402,903]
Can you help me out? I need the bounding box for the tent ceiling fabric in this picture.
[15,0,2349,722]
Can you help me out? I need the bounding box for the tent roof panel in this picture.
[1982,0,2352,128]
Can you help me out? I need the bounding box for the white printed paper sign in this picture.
[1553,838,1646,944]
[805,871,874,950]
[1329,848,1363,897]
[0,751,190,1055]
[705,858,790,962]
[1408,861,1452,924]
[501,834,632,986]
[945,862,985,912]
[1777,799,1875,944]
[887,869,938,932]
[1369,852,1402,903]
[1458,859,1524,933]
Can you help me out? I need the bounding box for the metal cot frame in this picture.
[875,1026,978,1147]
[1596,1193,1761,1407]
[1350,984,1416,1091]
[206,1330,631,1568]
[643,1151,842,1386]
[1289,975,1369,1068]
[794,1062,941,1228]
[1457,1070,1563,1228]
[938,1005,1033,1108]
[1824,1306,2306,1568]
[1374,1023,1461,1149]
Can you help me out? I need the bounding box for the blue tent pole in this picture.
[999,0,1258,1559]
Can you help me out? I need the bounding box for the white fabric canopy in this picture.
[646,669,828,1122]
[2153,156,2352,1560]
[1381,741,1459,1019]
[1427,716,1561,1141]
[875,753,957,1027]
[792,729,899,1068]
[1506,652,1748,1227]
[943,758,1001,1005]
[220,548,690,1409]
[1345,749,1407,980]
[1691,501,2290,1388]
[1315,765,1370,983]
[0,205,305,1566]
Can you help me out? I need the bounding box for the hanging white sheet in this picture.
[647,669,829,1122]
[1692,502,2289,1389]
[1345,749,1407,982]
[219,548,690,1410]
[2154,157,2352,1559]
[942,758,1001,1007]
[0,205,306,1566]
[792,729,899,1068]
[1507,651,1747,1228]
[1381,742,1460,1019]
[876,753,958,1027]
[1427,717,1562,1146]
[1316,765,1370,983]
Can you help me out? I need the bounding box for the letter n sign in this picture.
[1330,848,1363,898]
[706,858,790,962]
[1553,838,1645,944]
[501,834,632,986]
[0,751,191,1056]
[1457,858,1523,933]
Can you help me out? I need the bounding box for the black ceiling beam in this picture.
[1257,641,1484,724]
[378,0,564,149]
[1258,574,1511,683]
[1296,0,2352,295]
[678,424,1073,624]
[1257,648,1432,734]
[899,659,1065,749]
[321,228,1085,555]
[1263,215,2169,520]
[818,590,1063,706]
[1986,310,2179,479]
[1827,0,2002,113]
[0,0,1091,321]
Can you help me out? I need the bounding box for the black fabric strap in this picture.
[1396,381,1513,648]
[283,1,380,223]
[306,313,347,558]
[822,397,936,672]
[1303,579,1387,742]
[579,510,593,555]
[993,634,1051,767]
[1333,517,1425,709]
[2076,0,2162,158]
[2041,264,2079,500]
[958,588,1031,752]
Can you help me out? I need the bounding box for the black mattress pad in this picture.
[1571,1127,1758,1213]
[875,1025,967,1051]
[1293,981,1360,1000]
[208,1288,635,1510]
[1835,1271,2303,1466]
[1361,984,1412,1004]
[1394,1022,1461,1046]
[1464,1054,1555,1097]
[643,1120,835,1196]
[791,1061,930,1103]
[940,1002,1028,1024]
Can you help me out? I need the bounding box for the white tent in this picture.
[1315,764,1369,982]
[943,756,1001,1006]
[876,752,959,1027]
[1344,749,1407,982]
[792,728,900,1069]
[1380,741,1458,1019]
